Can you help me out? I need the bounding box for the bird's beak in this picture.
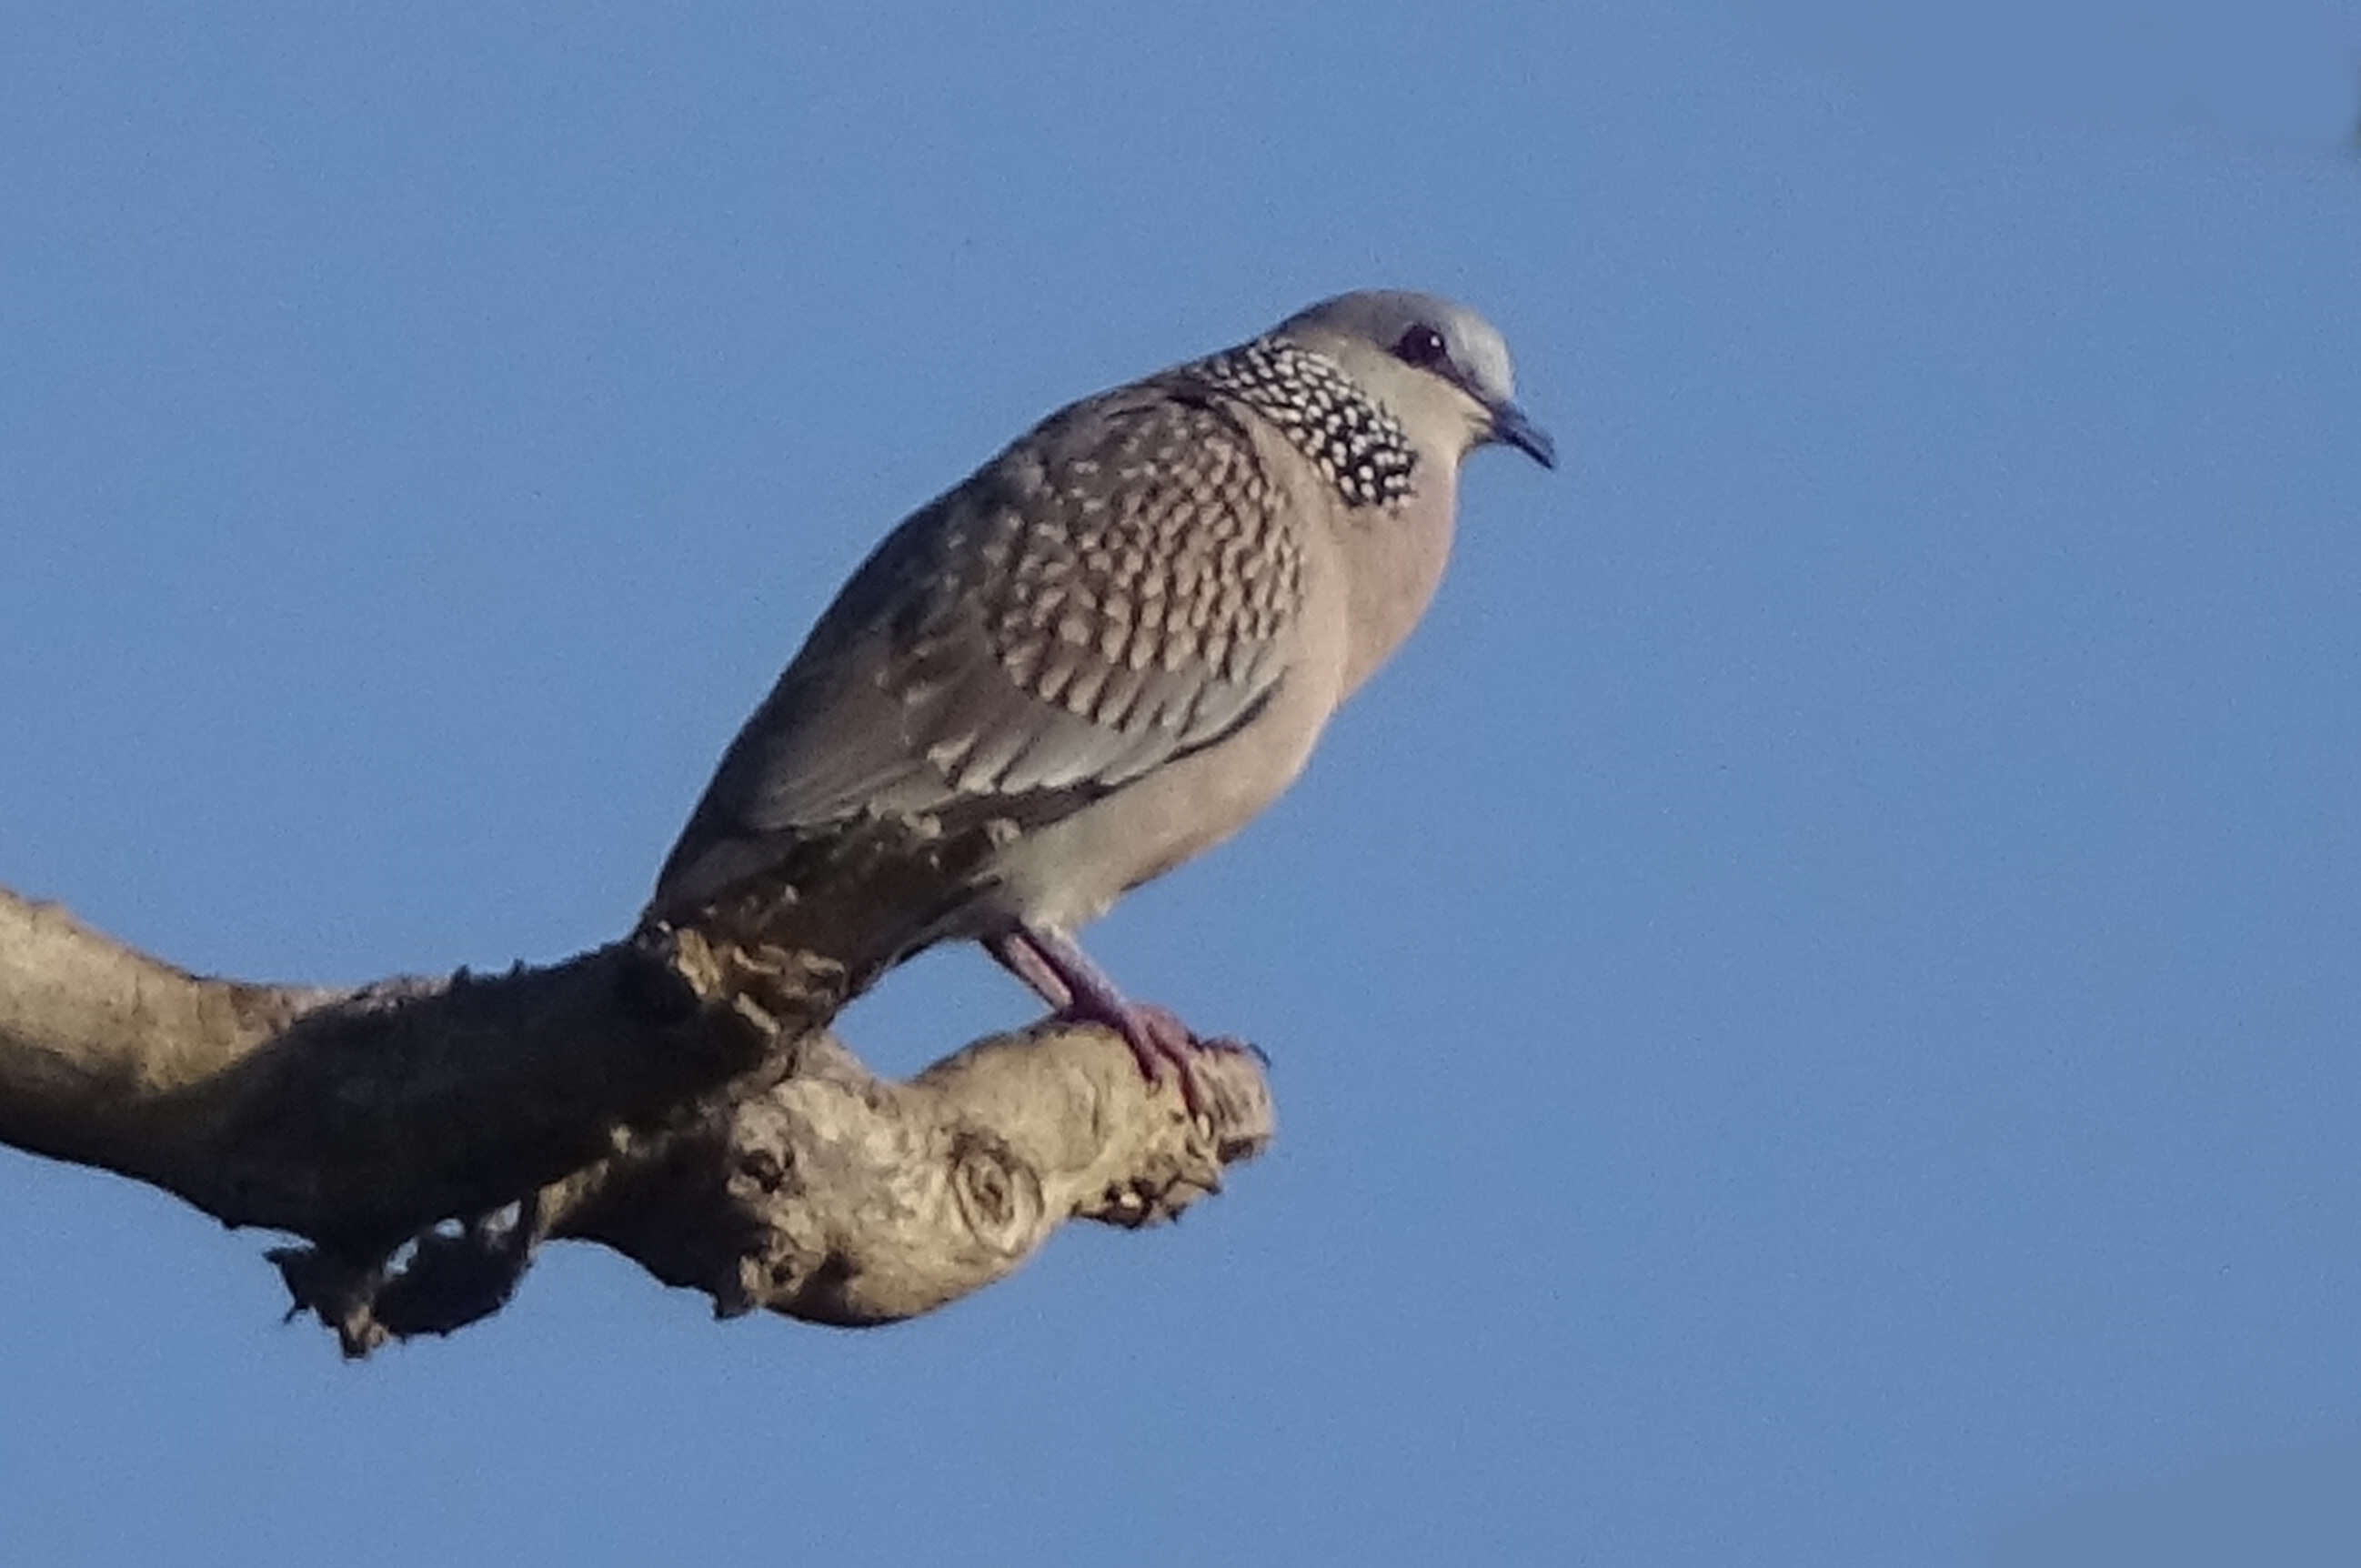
[1487,399,1557,469]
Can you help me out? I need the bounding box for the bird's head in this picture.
[1271,290,1555,470]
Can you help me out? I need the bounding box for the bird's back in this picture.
[648,367,1318,922]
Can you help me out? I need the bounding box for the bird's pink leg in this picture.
[982,926,1222,1115]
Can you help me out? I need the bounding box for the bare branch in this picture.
[0,882,1272,1354]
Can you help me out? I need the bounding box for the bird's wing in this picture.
[649,382,1305,917]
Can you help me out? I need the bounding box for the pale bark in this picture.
[0,876,1272,1356]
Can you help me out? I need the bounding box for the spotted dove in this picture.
[647,290,1554,1106]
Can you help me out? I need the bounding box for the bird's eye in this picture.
[1392,324,1450,368]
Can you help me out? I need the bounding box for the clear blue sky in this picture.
[4,5,2358,1564]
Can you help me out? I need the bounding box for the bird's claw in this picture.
[1072,1000,1258,1122]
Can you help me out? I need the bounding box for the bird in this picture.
[645,290,1554,1108]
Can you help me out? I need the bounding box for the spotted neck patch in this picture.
[1194,338,1418,508]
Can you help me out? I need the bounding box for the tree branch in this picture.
[0,873,1273,1355]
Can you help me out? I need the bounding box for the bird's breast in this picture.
[1333,467,1459,700]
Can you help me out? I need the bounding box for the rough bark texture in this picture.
[0,866,1273,1356]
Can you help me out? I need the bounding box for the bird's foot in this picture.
[1070,1000,1251,1121]
[985,924,1258,1121]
